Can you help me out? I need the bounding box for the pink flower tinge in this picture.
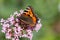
[35,23,42,32]
[0,10,42,40]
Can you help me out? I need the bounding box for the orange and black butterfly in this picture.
[17,6,38,29]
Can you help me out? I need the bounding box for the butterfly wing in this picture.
[19,6,38,26]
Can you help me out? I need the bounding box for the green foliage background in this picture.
[0,0,59,40]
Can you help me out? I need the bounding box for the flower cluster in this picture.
[0,10,42,40]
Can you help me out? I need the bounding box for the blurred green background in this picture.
[0,0,59,40]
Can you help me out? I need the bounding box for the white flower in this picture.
[22,30,33,40]
[0,9,42,40]
[1,30,5,33]
[0,18,5,22]
[20,9,24,14]
[26,30,32,34]
[12,38,19,40]
[8,16,14,22]
[16,18,19,22]
[26,30,33,40]
[22,34,27,37]
[35,23,42,32]
[14,23,19,27]
[14,11,18,15]
[6,33,11,39]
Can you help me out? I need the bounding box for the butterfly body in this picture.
[17,6,38,29]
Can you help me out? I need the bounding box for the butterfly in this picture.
[17,6,38,29]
